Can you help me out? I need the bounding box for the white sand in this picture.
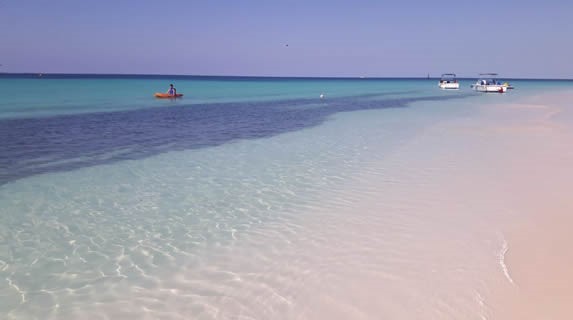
[480,92,573,319]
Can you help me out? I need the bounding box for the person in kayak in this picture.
[167,84,177,96]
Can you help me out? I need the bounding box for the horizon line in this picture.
[0,72,572,81]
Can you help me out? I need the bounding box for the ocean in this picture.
[1,74,572,319]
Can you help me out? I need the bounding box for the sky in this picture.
[1,0,572,78]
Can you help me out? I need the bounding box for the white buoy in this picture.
[319,93,325,99]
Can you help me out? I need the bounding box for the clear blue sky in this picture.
[1,0,572,78]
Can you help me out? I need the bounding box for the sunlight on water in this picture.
[1,76,572,319]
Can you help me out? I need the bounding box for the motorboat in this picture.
[438,73,460,90]
[471,73,507,93]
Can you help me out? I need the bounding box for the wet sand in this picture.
[482,92,573,319]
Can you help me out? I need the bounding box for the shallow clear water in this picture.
[1,75,572,319]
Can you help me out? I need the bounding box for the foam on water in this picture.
[498,234,515,286]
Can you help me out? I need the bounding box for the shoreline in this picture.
[276,89,573,319]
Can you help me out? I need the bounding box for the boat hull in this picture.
[472,85,507,93]
[439,82,460,90]
[154,93,183,98]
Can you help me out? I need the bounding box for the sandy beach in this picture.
[374,90,573,319]
[481,92,573,319]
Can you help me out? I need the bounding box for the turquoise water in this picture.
[0,76,427,119]
[0,76,569,118]
[0,75,569,118]
[1,75,572,319]
[3,75,570,119]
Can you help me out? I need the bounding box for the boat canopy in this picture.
[477,73,500,81]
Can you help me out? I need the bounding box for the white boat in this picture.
[471,73,507,93]
[438,73,460,90]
